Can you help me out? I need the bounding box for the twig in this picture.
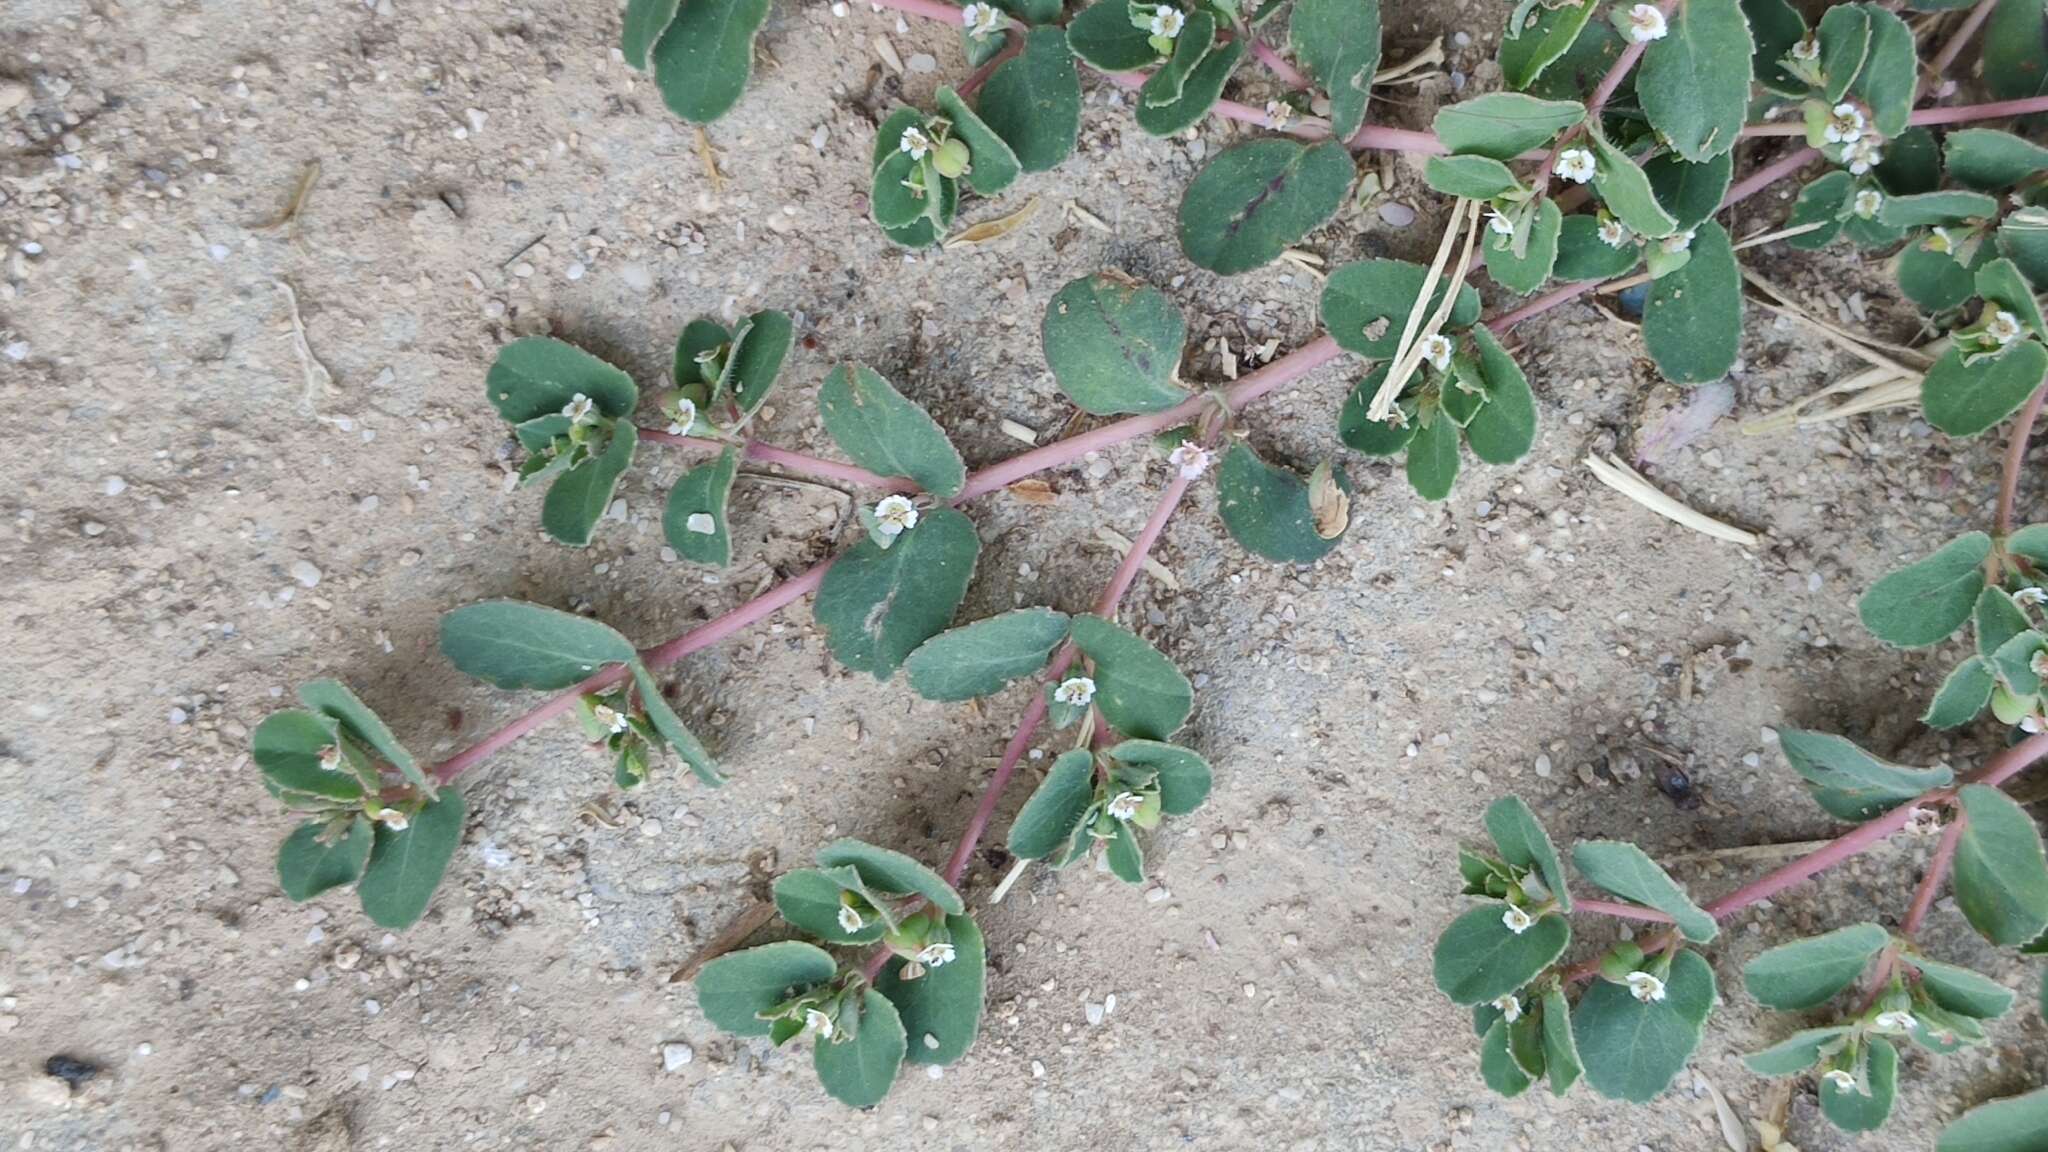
[1583,453,1764,547]
[275,279,335,414]
[1370,198,1477,419]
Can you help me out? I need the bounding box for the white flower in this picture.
[1823,103,1865,145]
[1264,99,1293,130]
[319,743,344,772]
[1659,229,1695,254]
[804,1007,835,1038]
[1150,5,1185,38]
[1556,148,1597,184]
[1492,994,1523,1023]
[1420,333,1454,372]
[666,397,697,437]
[1626,3,1667,42]
[2021,714,2045,734]
[592,704,631,734]
[899,125,932,160]
[1502,905,1535,935]
[1791,34,1819,61]
[685,512,717,535]
[1853,189,1883,220]
[1844,136,1883,176]
[1626,970,1667,1002]
[1598,216,1632,249]
[2015,587,2048,606]
[1486,208,1517,236]
[1873,1010,1917,1033]
[1168,441,1214,479]
[562,393,596,424]
[1053,676,1096,707]
[1987,310,2023,347]
[1822,1068,1859,1092]
[376,808,410,832]
[960,1,1005,39]
[917,941,956,967]
[1106,792,1144,821]
[873,494,919,537]
[837,904,865,934]
[1903,806,1942,836]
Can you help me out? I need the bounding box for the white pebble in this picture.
[102,475,127,496]
[661,1042,694,1072]
[290,559,322,588]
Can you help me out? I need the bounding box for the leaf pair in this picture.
[1007,740,1213,879]
[624,0,773,124]
[1434,797,1573,1007]
[489,338,643,547]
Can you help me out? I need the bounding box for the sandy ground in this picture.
[2,1,2043,1149]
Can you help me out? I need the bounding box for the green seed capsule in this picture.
[932,138,971,179]
[1991,684,2033,725]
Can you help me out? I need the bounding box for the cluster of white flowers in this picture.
[1491,994,1523,1023]
[899,125,932,161]
[1168,441,1214,479]
[562,393,597,424]
[1625,970,1667,1002]
[1987,310,2024,347]
[667,396,698,437]
[1852,189,1884,220]
[1555,147,1597,184]
[872,494,920,538]
[1053,675,1096,707]
[1844,136,1883,175]
[1823,102,1866,145]
[1106,792,1144,821]
[960,2,1005,39]
[2015,587,2048,606]
[1420,333,1454,373]
[1150,5,1185,38]
[1501,905,1535,934]
[1625,3,1667,42]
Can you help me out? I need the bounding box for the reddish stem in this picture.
[1900,816,1965,936]
[637,429,910,492]
[1742,96,2048,136]
[1719,146,1821,210]
[1576,898,1676,924]
[1928,0,2000,80]
[1995,379,2048,537]
[1242,37,1310,90]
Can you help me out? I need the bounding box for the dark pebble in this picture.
[44,1054,100,1088]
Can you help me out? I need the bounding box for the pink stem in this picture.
[1243,37,1310,89]
[1576,898,1676,924]
[1996,379,2048,536]
[1719,146,1820,210]
[1900,817,1964,936]
[638,429,911,491]
[1929,0,2004,80]
[1742,95,2048,137]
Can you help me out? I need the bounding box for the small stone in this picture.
[290,560,322,588]
[1534,754,1552,778]
[661,1043,693,1072]
[1377,202,1417,228]
[102,476,127,496]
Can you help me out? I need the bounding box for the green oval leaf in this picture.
[1290,0,1382,140]
[1858,532,1991,646]
[649,0,772,123]
[1432,92,1585,160]
[1135,40,1246,137]
[1009,749,1098,860]
[876,913,986,1066]
[1320,259,1483,357]
[1069,615,1194,740]
[1819,1036,1897,1132]
[1571,840,1717,942]
[1924,656,1996,729]
[695,941,839,1037]
[1042,272,1190,415]
[1540,985,1582,1094]
[1425,154,1523,200]
[1106,739,1212,815]
[254,710,361,802]
[439,600,637,690]
[1487,196,1563,296]
[933,86,1022,197]
[542,423,637,547]
[816,838,965,915]
[1067,0,1162,71]
[1106,819,1146,883]
[1339,369,1418,456]
[1940,1086,2048,1152]
[2000,209,2048,288]
[1743,1025,1854,1077]
[1636,0,1752,161]
[723,309,793,418]
[977,27,1081,172]
[1643,220,1741,384]
[1772,727,1955,822]
[1815,3,1872,103]
[1905,954,2017,1019]
[1786,171,1853,251]
[1178,138,1354,275]
[1644,152,1733,233]
[358,786,466,929]
[1980,257,2048,343]
[1480,1016,1536,1096]
[774,866,886,945]
[623,0,682,71]
[815,992,906,1107]
[815,506,980,679]
[297,679,430,797]
[1881,190,2002,230]
[1501,0,1600,91]
[1848,4,1916,138]
[1484,795,1571,911]
[905,608,1071,701]
[1742,0,1808,95]
[1573,948,1716,1102]
[1464,327,1539,465]
[1431,904,1570,1005]
[1944,130,2048,193]
[1552,213,1641,281]
[1898,237,1991,313]
[1215,443,1350,563]
[663,445,740,567]
[820,364,966,498]
[486,337,638,424]
[1741,922,1888,1010]
[1953,783,2048,947]
[1138,10,1216,109]
[631,660,724,786]
[1591,133,1680,239]
[277,817,373,901]
[1982,0,2048,106]
[1405,407,1462,500]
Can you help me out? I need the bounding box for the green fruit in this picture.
[932,138,971,180]
[1990,684,2032,725]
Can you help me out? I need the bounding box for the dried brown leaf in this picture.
[945,195,1041,249]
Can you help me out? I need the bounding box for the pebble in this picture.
[1378,202,1416,227]
[290,560,322,588]
[1534,754,1552,778]
[661,1043,693,1072]
[102,475,126,496]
